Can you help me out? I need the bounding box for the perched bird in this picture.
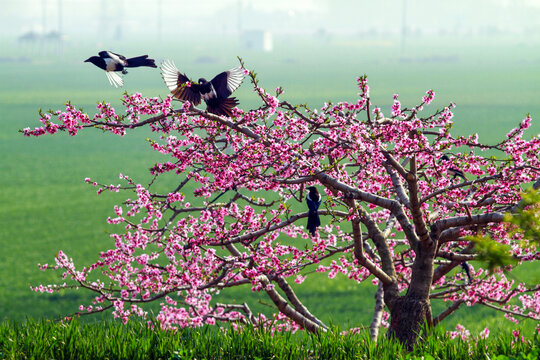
[441,154,466,180]
[160,59,245,117]
[460,262,473,284]
[306,186,322,236]
[84,51,157,88]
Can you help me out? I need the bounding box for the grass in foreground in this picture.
[0,319,538,360]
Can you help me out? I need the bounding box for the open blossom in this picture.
[422,89,435,104]
[391,94,402,117]
[448,324,470,340]
[479,327,490,339]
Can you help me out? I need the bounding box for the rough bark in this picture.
[388,295,431,349]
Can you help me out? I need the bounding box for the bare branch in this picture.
[406,152,430,244]
[382,160,411,209]
[436,251,477,262]
[275,276,328,330]
[433,213,505,234]
[257,275,326,333]
[432,245,474,284]
[433,299,465,326]
[479,302,540,321]
[370,280,385,341]
[349,215,395,286]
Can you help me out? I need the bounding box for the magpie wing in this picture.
[105,71,124,88]
[99,51,127,62]
[210,67,245,99]
[160,59,201,105]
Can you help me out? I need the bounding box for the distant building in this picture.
[240,30,273,52]
[17,30,64,55]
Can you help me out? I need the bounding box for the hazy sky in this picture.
[1,0,539,42]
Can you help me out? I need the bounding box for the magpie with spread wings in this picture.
[84,51,157,88]
[161,59,245,117]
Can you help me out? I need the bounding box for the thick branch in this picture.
[275,276,328,330]
[257,275,325,333]
[432,245,474,284]
[352,219,395,286]
[315,172,398,210]
[433,212,505,234]
[382,160,411,209]
[209,209,348,246]
[406,154,430,244]
[316,171,420,250]
[436,251,477,262]
[370,280,385,341]
[382,151,409,179]
[189,108,270,146]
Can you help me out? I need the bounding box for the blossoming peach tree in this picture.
[24,63,539,347]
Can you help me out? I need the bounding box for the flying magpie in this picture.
[306,186,322,236]
[160,59,245,117]
[84,51,157,88]
[441,154,466,180]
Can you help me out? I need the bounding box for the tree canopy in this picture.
[25,64,540,347]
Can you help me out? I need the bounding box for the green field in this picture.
[1,36,539,335]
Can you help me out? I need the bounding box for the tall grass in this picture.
[0,319,538,360]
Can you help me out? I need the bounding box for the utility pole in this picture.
[58,0,63,54]
[42,0,47,34]
[401,0,407,57]
[157,0,163,42]
[58,0,62,35]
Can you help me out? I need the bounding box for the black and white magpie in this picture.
[160,59,245,117]
[306,186,322,236]
[84,51,157,88]
[460,262,472,284]
[441,154,466,180]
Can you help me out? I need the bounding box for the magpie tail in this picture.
[307,211,321,236]
[126,55,157,68]
[461,262,472,284]
[207,97,239,117]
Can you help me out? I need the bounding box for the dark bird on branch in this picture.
[460,262,473,284]
[84,51,157,88]
[160,59,245,117]
[306,186,322,236]
[441,154,466,180]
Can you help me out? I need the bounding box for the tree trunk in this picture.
[386,233,436,349]
[387,294,431,349]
